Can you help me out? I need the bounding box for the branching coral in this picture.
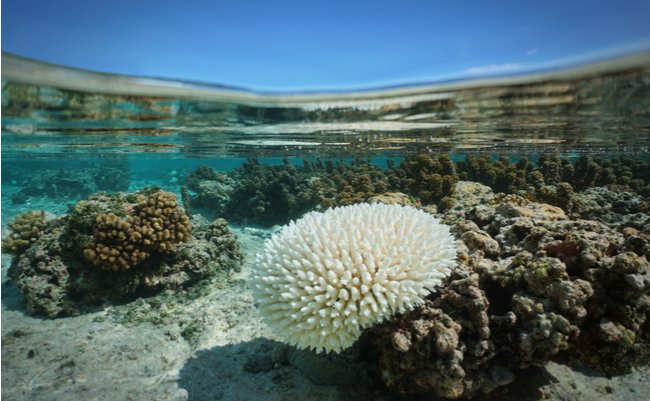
[183,155,648,230]
[387,154,457,205]
[455,154,649,202]
[83,191,191,270]
[456,155,526,194]
[226,158,319,226]
[2,210,48,256]
[313,159,388,208]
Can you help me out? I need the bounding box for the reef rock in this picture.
[185,166,234,213]
[4,189,243,317]
[368,192,419,207]
[365,195,649,398]
[569,186,650,231]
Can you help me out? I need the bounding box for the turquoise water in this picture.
[2,53,650,400]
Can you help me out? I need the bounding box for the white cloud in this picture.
[525,47,539,55]
[463,63,522,75]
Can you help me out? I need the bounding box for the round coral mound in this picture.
[252,203,457,353]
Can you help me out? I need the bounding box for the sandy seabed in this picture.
[2,227,649,401]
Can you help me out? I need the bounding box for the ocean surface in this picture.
[1,52,649,401]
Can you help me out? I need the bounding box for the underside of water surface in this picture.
[2,51,650,159]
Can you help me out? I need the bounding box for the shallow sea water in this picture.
[1,53,649,401]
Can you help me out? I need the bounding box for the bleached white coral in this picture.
[252,203,457,353]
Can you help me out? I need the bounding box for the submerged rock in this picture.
[569,186,650,231]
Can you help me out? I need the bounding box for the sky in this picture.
[3,0,650,91]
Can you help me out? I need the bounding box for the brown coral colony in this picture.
[84,191,190,270]
[1,210,47,256]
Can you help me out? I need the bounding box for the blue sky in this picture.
[3,0,650,91]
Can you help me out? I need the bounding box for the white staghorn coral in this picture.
[252,203,457,353]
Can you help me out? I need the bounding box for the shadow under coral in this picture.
[177,337,562,401]
[178,338,310,401]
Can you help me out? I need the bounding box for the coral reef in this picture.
[363,194,649,398]
[182,155,648,229]
[8,220,76,316]
[253,203,457,353]
[2,210,49,256]
[456,155,528,194]
[83,191,191,270]
[10,159,130,204]
[387,154,458,205]
[568,186,650,231]
[369,272,497,399]
[186,165,225,190]
[5,189,243,317]
[226,159,319,226]
[174,217,243,276]
[94,157,131,192]
[10,169,97,204]
[455,154,649,201]
[185,165,233,213]
[313,159,388,208]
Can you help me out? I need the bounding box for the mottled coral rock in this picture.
[569,186,650,231]
[193,179,232,212]
[9,224,76,317]
[443,181,496,225]
[370,272,494,399]
[185,165,233,212]
[368,192,418,207]
[365,195,649,398]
